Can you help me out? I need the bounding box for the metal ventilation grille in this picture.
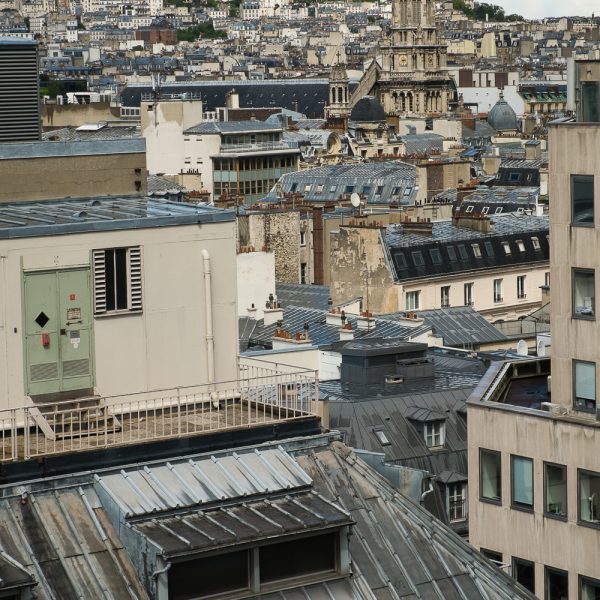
[63,359,90,378]
[92,249,107,314]
[129,246,143,311]
[30,362,59,382]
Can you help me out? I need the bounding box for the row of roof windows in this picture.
[291,182,412,197]
[464,205,532,216]
[396,235,547,271]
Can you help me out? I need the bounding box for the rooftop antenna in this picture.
[516,339,528,357]
[351,192,361,215]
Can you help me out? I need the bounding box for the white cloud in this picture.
[496,0,596,18]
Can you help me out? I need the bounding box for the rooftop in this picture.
[0,138,145,160]
[184,120,283,135]
[0,197,234,239]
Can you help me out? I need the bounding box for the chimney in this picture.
[356,312,376,330]
[340,323,354,341]
[272,327,311,349]
[326,308,346,327]
[525,140,541,160]
[264,293,283,325]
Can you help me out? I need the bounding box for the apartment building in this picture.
[467,73,600,599]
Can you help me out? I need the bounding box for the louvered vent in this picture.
[129,246,143,311]
[30,362,59,382]
[92,249,107,314]
[63,359,90,378]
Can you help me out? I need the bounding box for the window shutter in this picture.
[92,249,107,314]
[129,246,143,311]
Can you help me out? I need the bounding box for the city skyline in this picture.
[498,0,596,18]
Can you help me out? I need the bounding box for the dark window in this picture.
[545,566,568,600]
[511,455,534,510]
[169,550,249,600]
[484,241,495,257]
[259,533,337,583]
[300,263,307,284]
[395,253,408,270]
[512,557,535,593]
[544,463,567,518]
[412,251,425,267]
[362,186,372,195]
[430,248,442,265]
[457,244,468,260]
[480,548,503,564]
[580,575,600,600]
[573,360,596,412]
[345,185,354,194]
[573,269,595,319]
[290,183,298,192]
[571,175,594,225]
[447,246,457,262]
[578,469,600,526]
[509,172,521,182]
[93,247,142,314]
[375,185,384,195]
[480,449,501,502]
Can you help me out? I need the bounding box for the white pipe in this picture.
[201,249,215,385]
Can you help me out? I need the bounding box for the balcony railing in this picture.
[0,358,318,463]
[449,498,467,522]
[218,142,293,154]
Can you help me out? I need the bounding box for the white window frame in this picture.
[406,290,420,311]
[424,421,445,448]
[464,282,474,306]
[441,286,450,308]
[92,246,143,315]
[494,279,503,303]
[517,275,526,299]
[447,483,468,522]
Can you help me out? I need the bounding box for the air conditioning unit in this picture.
[541,402,567,416]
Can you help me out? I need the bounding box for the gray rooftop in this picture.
[184,120,283,135]
[275,282,330,311]
[42,125,142,142]
[0,197,234,239]
[0,138,145,160]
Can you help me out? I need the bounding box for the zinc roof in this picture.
[0,138,145,160]
[94,447,312,518]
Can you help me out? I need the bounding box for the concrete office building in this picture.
[467,63,600,599]
[0,38,40,143]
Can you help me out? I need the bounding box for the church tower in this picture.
[377,0,454,116]
[326,59,350,119]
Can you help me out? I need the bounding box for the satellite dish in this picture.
[516,340,528,357]
[350,193,361,208]
[537,339,547,357]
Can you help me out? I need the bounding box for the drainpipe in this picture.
[201,249,215,386]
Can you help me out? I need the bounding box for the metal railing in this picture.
[218,142,292,153]
[449,498,467,522]
[0,359,318,462]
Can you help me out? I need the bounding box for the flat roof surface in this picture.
[0,138,145,160]
[0,197,234,239]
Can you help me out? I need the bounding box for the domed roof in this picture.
[350,96,386,123]
[488,93,518,131]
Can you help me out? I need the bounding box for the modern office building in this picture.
[467,61,600,600]
[0,38,40,143]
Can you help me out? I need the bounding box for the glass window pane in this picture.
[573,270,595,317]
[512,557,535,593]
[512,456,533,508]
[572,175,594,225]
[574,361,596,411]
[545,464,567,517]
[480,450,501,501]
[579,470,600,524]
[545,567,568,600]
[581,576,600,600]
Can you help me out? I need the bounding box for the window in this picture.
[545,272,551,287]
[580,575,600,600]
[532,236,541,250]
[466,205,474,213]
[502,241,512,255]
[424,421,445,448]
[395,253,408,271]
[574,360,596,412]
[495,207,503,214]
[441,286,450,308]
[545,567,568,600]
[512,557,535,593]
[290,183,298,193]
[482,206,490,215]
[494,279,503,303]
[447,246,457,262]
[300,263,307,285]
[457,244,468,260]
[480,549,503,564]
[329,184,337,193]
[464,283,474,306]
[92,247,142,315]
[516,239,526,252]
[304,183,312,193]
[484,241,494,257]
[573,269,595,318]
[375,185,384,195]
[374,429,391,446]
[511,455,533,510]
[362,186,372,195]
[406,291,420,311]
[344,185,354,194]
[517,275,527,299]
[429,248,442,265]
[544,463,567,518]
[571,174,594,225]
[472,243,482,258]
[509,172,521,182]
[447,483,467,522]
[412,251,425,267]
[480,449,501,502]
[315,183,324,195]
[579,469,600,525]
[300,231,306,246]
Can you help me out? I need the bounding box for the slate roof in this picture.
[379,306,509,348]
[42,125,142,142]
[120,80,331,118]
[184,120,282,135]
[275,282,331,311]
[402,132,445,155]
[385,214,549,282]
[0,138,145,160]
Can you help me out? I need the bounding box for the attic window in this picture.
[457,245,468,260]
[430,248,442,265]
[424,421,445,448]
[316,184,324,195]
[482,207,490,214]
[330,185,337,193]
[484,241,494,257]
[374,429,391,446]
[304,184,312,193]
[290,183,298,192]
[412,251,425,267]
[509,172,520,182]
[502,242,512,255]
[447,246,457,262]
[392,187,401,196]
[472,244,482,258]
[495,207,503,214]
[345,185,355,194]
[465,205,474,213]
[516,239,526,252]
[376,185,384,196]
[532,236,541,250]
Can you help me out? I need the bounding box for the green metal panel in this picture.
[23,268,94,395]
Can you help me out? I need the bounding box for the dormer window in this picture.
[374,429,391,446]
[424,421,445,448]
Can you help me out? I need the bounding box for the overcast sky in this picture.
[496,0,596,18]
